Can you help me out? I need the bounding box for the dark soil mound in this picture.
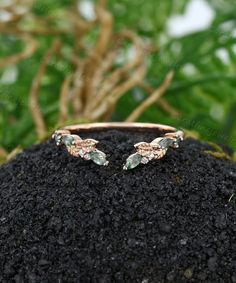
[0,129,236,283]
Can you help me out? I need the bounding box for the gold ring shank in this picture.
[64,122,181,135]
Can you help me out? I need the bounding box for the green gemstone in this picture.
[55,135,62,145]
[62,135,74,147]
[159,138,174,149]
[89,150,108,166]
[124,153,142,170]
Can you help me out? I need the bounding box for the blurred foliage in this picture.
[0,0,236,154]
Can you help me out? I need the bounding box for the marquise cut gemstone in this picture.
[89,150,108,166]
[62,135,75,147]
[159,138,174,149]
[124,153,142,170]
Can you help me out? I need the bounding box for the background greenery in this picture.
[1,0,236,153]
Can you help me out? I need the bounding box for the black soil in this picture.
[0,129,236,283]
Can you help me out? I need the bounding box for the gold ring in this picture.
[52,122,184,170]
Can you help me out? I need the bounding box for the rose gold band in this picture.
[52,123,184,169]
[64,122,180,134]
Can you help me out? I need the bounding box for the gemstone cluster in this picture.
[123,132,183,170]
[52,128,183,169]
[53,131,109,166]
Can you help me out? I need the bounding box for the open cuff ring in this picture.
[52,122,184,170]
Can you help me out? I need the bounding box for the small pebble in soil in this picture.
[184,268,193,279]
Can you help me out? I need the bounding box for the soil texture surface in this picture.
[0,129,236,282]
